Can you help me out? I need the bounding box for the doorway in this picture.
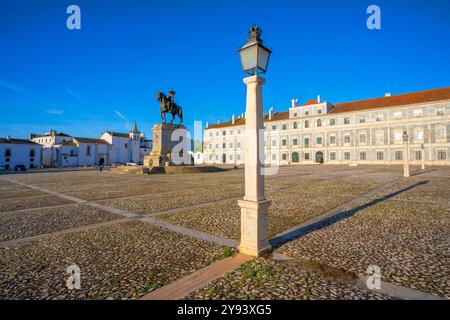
[315,151,324,164]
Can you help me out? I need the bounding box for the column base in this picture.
[237,199,272,257]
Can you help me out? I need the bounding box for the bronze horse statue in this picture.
[156,90,183,125]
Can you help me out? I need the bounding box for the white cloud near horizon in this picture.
[114,110,130,129]
[65,88,84,104]
[46,109,64,115]
[0,80,28,95]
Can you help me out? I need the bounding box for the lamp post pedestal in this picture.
[403,139,410,178]
[238,75,271,257]
[421,148,425,170]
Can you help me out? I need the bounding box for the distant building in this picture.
[204,87,450,166]
[31,121,152,168]
[0,136,42,171]
[100,121,152,165]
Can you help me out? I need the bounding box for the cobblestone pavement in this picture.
[0,203,119,241]
[187,257,391,300]
[1,165,449,300]
[0,221,225,299]
[277,200,450,299]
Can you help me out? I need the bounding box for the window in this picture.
[415,150,422,160]
[436,128,446,139]
[330,135,336,144]
[330,119,336,126]
[215,143,219,149]
[317,119,322,127]
[317,109,322,114]
[229,143,233,148]
[436,108,445,116]
[293,113,298,117]
[237,142,241,149]
[292,138,298,146]
[230,130,233,135]
[237,129,241,134]
[376,114,384,121]
[293,122,298,129]
[305,111,309,116]
[414,129,424,140]
[330,152,336,160]
[393,111,402,119]
[304,137,310,147]
[282,153,287,161]
[229,155,233,160]
[359,117,366,123]
[272,125,277,130]
[282,139,287,146]
[282,124,287,130]
[271,154,276,161]
[222,131,226,136]
[304,153,310,160]
[209,132,213,137]
[237,155,241,160]
[395,151,403,160]
[222,143,226,149]
[376,133,384,144]
[359,134,367,143]
[272,140,277,147]
[413,109,423,118]
[70,150,75,156]
[316,136,323,145]
[304,121,309,128]
[344,117,350,124]
[125,144,128,149]
[5,149,11,157]
[86,145,91,156]
[344,135,351,143]
[344,152,351,160]
[377,151,384,160]
[360,151,367,160]
[216,132,219,136]
[292,152,299,162]
[209,144,212,149]
[437,150,447,160]
[394,132,403,141]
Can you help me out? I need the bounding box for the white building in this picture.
[30,131,73,167]
[100,122,152,165]
[0,136,42,171]
[204,87,450,166]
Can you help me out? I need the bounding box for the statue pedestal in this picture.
[145,123,189,168]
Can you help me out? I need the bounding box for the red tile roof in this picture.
[302,99,319,106]
[330,87,450,114]
[206,87,450,129]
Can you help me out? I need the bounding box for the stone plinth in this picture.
[145,123,188,167]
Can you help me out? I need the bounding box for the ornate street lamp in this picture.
[421,143,425,170]
[403,131,410,177]
[237,25,272,257]
[238,26,272,76]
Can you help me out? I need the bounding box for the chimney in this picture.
[29,134,36,140]
[385,92,391,97]
[291,99,299,108]
[205,121,209,128]
[6,135,11,141]
[232,114,236,125]
[269,107,274,120]
[317,95,321,103]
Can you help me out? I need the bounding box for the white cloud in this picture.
[46,109,64,115]
[0,80,28,95]
[65,88,84,104]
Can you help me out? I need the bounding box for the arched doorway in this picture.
[315,151,324,164]
[292,152,299,163]
[222,154,226,163]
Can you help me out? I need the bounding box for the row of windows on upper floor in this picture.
[206,127,447,150]
[207,149,448,163]
[207,107,447,137]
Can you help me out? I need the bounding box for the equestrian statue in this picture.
[156,90,183,125]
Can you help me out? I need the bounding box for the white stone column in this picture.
[403,135,410,178]
[421,148,425,170]
[238,75,271,257]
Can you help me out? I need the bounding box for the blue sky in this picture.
[1,0,449,139]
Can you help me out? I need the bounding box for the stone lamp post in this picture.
[403,131,410,177]
[237,25,272,257]
[421,143,425,170]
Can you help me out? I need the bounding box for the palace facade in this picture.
[203,87,450,166]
